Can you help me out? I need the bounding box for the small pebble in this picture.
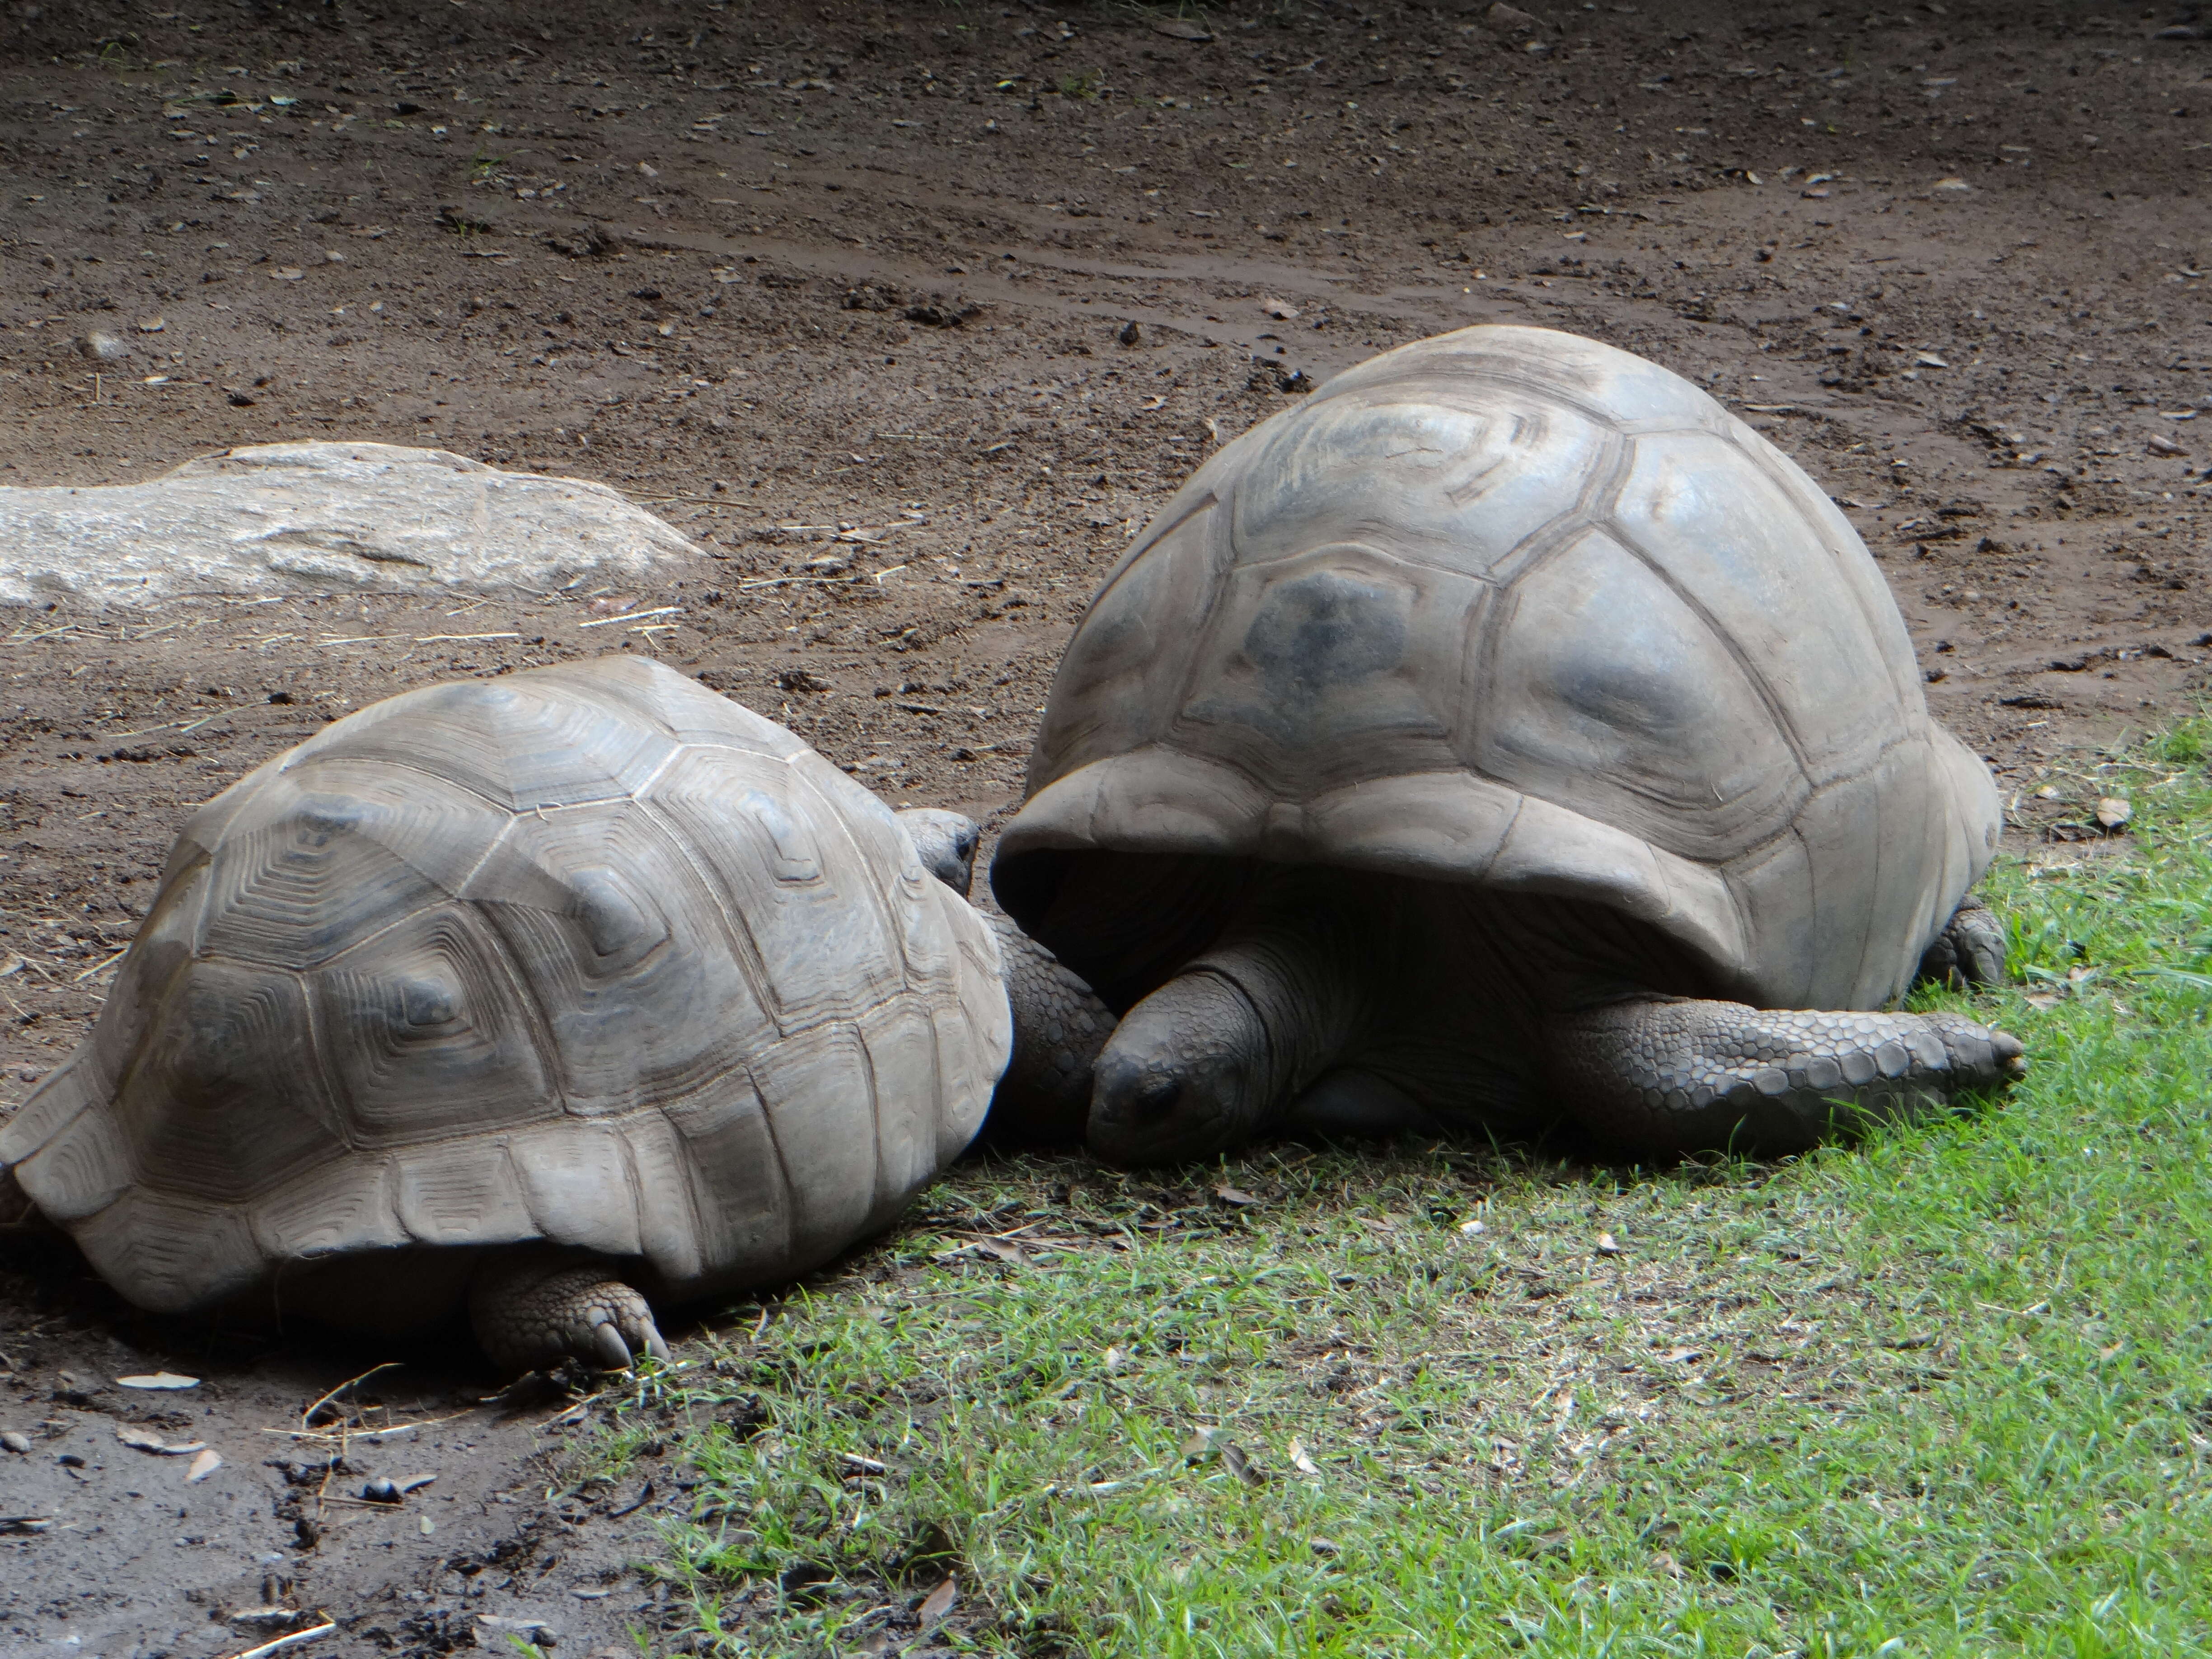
[1,1430,28,1454]
[77,331,129,362]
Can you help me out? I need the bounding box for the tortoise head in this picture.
[895,808,981,899]
[1085,966,1274,1168]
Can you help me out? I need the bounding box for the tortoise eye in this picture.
[1129,1075,1184,1122]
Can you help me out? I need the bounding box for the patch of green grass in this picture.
[614,722,2212,1657]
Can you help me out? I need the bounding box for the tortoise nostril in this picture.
[1129,1074,1183,1121]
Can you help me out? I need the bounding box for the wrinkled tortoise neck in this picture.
[1198,866,1391,1090]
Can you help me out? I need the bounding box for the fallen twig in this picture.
[218,1621,336,1659]
[73,947,128,984]
[577,605,681,629]
[260,1410,472,1443]
[299,1363,402,1430]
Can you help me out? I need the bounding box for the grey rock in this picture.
[0,441,703,607]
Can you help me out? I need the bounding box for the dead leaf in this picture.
[1932,176,1972,191]
[1220,1441,1266,1486]
[1151,17,1213,40]
[116,1373,198,1390]
[1181,1426,1217,1459]
[1916,353,1949,368]
[1596,1231,1622,1255]
[2095,797,2132,831]
[1257,298,1300,320]
[977,1237,1026,1265]
[917,1574,958,1626]
[116,1425,208,1456]
[1287,1437,1322,1478]
[186,1448,222,1483]
[1212,1184,1258,1206]
[2024,991,2061,1009]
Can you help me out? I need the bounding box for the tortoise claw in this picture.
[590,1321,635,1371]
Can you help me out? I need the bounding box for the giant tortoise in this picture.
[0,657,1110,1372]
[991,324,2023,1166]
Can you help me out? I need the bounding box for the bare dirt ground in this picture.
[0,0,2205,1653]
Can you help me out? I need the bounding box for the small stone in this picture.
[1151,16,1213,39]
[77,331,130,362]
[2146,434,2188,458]
[1117,318,1141,346]
[1,1430,28,1454]
[2094,796,2132,831]
[1481,1,1540,32]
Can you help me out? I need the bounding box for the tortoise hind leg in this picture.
[1917,894,2009,989]
[467,1248,671,1376]
[1544,996,2024,1156]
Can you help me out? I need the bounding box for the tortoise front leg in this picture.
[467,1248,671,1376]
[1544,996,2025,1156]
[1917,894,2009,989]
[984,912,1116,1145]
